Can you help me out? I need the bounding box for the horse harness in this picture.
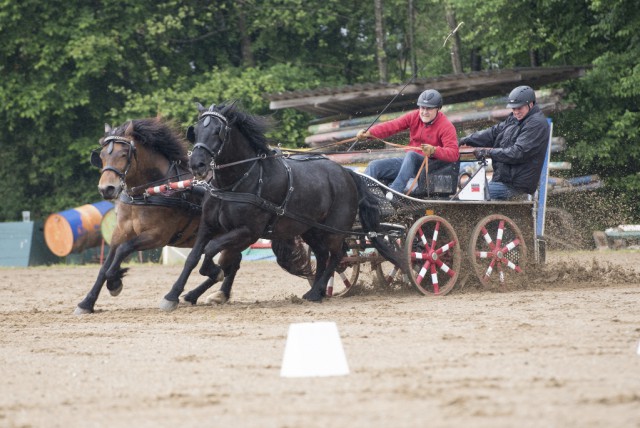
[195,153,374,239]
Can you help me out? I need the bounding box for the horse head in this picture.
[92,122,138,200]
[187,103,234,179]
[92,118,190,199]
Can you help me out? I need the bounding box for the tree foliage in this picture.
[0,0,638,221]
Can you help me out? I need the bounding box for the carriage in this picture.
[316,141,552,298]
[82,104,552,313]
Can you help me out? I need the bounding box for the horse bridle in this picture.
[190,106,231,163]
[90,135,137,180]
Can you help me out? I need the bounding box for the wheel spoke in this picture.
[497,263,505,283]
[434,258,457,278]
[480,226,497,251]
[483,257,497,281]
[410,251,429,261]
[503,258,522,273]
[326,277,335,297]
[415,260,432,284]
[384,266,400,284]
[475,250,494,259]
[501,238,521,253]
[417,227,429,248]
[435,239,457,255]
[429,222,441,251]
[495,220,506,249]
[430,263,440,294]
[338,271,353,288]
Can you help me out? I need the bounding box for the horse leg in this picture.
[204,251,242,305]
[75,246,119,314]
[302,245,330,302]
[303,244,344,302]
[300,232,329,295]
[160,232,211,312]
[182,277,216,305]
[103,240,140,296]
[101,232,163,296]
[182,250,231,305]
[190,227,254,305]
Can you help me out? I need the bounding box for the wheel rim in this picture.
[469,214,527,286]
[373,225,408,289]
[404,215,460,296]
[327,248,360,297]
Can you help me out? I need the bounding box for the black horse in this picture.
[159,103,405,311]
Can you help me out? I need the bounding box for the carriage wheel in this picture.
[404,215,461,296]
[326,248,360,297]
[468,214,527,287]
[373,224,408,289]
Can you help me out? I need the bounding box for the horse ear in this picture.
[124,120,134,136]
[222,100,237,115]
[186,126,195,143]
[104,123,112,134]
[196,102,205,113]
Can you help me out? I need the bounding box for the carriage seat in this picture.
[407,159,460,198]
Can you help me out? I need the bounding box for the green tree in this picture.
[1,0,639,225]
[556,0,640,214]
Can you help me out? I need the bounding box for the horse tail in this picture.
[271,237,315,278]
[346,169,407,271]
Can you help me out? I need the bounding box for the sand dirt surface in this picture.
[1,250,640,428]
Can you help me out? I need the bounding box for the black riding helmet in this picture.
[417,89,443,109]
[506,86,536,108]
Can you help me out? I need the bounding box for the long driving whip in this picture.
[349,21,464,150]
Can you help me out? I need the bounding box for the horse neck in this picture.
[214,134,262,188]
[126,146,173,190]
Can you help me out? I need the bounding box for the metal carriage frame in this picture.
[327,121,554,297]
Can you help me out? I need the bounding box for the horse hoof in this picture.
[108,284,123,297]
[183,293,198,305]
[205,291,228,305]
[302,291,323,302]
[74,306,93,315]
[159,298,179,312]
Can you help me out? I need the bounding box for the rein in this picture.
[193,179,374,238]
[212,152,269,170]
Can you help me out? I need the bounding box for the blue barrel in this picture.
[44,201,114,257]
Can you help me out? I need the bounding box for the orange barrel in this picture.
[100,208,117,245]
[44,201,114,257]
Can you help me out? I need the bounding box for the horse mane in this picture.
[217,102,274,154]
[116,118,189,164]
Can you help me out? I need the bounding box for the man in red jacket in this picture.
[358,89,459,199]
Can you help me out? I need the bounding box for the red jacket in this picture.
[368,110,459,163]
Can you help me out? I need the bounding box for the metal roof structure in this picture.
[267,66,589,119]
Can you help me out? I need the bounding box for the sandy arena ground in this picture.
[1,250,640,428]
